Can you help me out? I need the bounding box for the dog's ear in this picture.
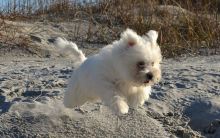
[144,30,158,45]
[121,28,139,47]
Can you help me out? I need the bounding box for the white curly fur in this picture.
[57,29,162,115]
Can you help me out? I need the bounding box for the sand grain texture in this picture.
[0,55,219,137]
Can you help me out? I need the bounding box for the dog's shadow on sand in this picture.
[0,95,12,113]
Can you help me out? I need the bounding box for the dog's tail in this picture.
[54,37,86,66]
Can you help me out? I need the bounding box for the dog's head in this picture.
[112,29,162,86]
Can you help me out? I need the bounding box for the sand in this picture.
[0,54,219,137]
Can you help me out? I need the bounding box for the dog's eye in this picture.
[137,61,145,69]
[137,61,145,66]
[151,62,154,66]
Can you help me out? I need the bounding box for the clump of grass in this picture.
[0,15,33,54]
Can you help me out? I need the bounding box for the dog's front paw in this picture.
[111,96,129,115]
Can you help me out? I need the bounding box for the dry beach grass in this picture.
[0,0,220,57]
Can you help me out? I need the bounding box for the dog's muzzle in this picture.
[144,72,153,84]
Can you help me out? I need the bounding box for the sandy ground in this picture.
[0,54,219,138]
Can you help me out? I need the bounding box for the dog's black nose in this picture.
[146,72,153,80]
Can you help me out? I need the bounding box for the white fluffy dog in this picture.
[55,29,162,114]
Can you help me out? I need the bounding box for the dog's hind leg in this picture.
[63,81,88,108]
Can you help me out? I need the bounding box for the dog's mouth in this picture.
[143,79,156,85]
[143,80,153,86]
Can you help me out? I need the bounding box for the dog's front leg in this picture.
[110,95,129,115]
[128,86,151,108]
[100,92,129,115]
